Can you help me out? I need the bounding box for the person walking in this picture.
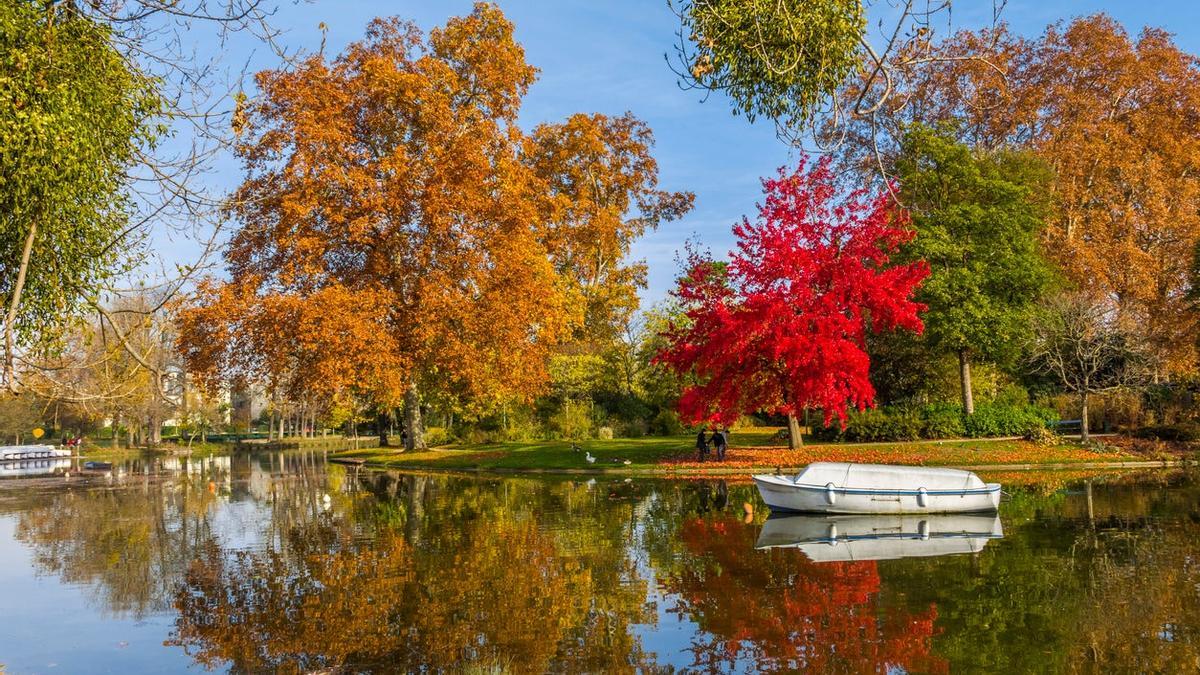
[712,429,728,461]
[695,426,709,462]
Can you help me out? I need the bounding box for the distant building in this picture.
[230,383,269,430]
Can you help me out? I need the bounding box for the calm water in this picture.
[0,453,1197,673]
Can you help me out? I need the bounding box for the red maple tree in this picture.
[656,157,928,448]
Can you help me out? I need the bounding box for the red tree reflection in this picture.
[661,517,946,673]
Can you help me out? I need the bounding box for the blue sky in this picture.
[167,0,1200,306]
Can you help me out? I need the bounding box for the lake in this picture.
[0,452,1196,673]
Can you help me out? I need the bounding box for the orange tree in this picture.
[177,5,691,448]
[837,15,1200,378]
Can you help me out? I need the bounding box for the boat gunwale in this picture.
[751,474,1001,497]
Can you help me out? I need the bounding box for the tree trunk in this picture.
[148,399,162,444]
[148,415,162,445]
[112,413,121,450]
[3,221,37,390]
[786,413,803,450]
[404,383,427,451]
[1080,392,1090,443]
[377,411,389,448]
[404,474,428,545]
[958,349,975,415]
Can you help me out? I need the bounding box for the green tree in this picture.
[0,1,162,391]
[0,391,41,443]
[895,124,1053,414]
[672,0,865,129]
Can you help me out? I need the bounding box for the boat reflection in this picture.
[0,458,71,479]
[756,513,1004,562]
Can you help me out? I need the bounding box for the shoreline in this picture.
[329,455,1189,478]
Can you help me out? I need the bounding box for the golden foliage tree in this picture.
[178,4,691,448]
[528,112,694,343]
[837,14,1200,376]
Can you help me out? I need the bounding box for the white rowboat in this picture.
[752,462,1000,514]
[755,513,1003,562]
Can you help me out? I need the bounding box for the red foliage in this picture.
[663,516,946,673]
[656,157,928,427]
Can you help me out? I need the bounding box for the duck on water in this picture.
[752,462,1001,514]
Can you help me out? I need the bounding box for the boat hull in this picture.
[753,474,1000,514]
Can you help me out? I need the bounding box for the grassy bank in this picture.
[77,440,231,460]
[332,428,1153,475]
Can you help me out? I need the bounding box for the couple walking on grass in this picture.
[695,426,728,462]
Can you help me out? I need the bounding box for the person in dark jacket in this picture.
[695,427,709,462]
[711,429,728,461]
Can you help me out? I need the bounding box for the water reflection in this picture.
[756,513,1004,561]
[0,458,71,478]
[655,513,945,673]
[165,469,660,672]
[0,457,1199,672]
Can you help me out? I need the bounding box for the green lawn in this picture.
[78,440,231,460]
[336,435,702,471]
[332,428,1150,474]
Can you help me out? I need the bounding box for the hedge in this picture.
[815,403,1058,443]
[1132,423,1200,443]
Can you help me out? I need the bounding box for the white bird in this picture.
[585,452,596,464]
[622,459,631,465]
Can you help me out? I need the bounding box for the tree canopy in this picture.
[655,157,927,448]
[838,14,1200,377]
[673,0,866,128]
[894,124,1054,412]
[0,1,163,390]
[178,4,691,447]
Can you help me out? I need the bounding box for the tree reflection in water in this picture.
[169,471,658,673]
[5,462,1200,672]
[7,460,224,617]
[657,514,944,674]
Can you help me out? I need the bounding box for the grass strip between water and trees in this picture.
[330,428,1181,475]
